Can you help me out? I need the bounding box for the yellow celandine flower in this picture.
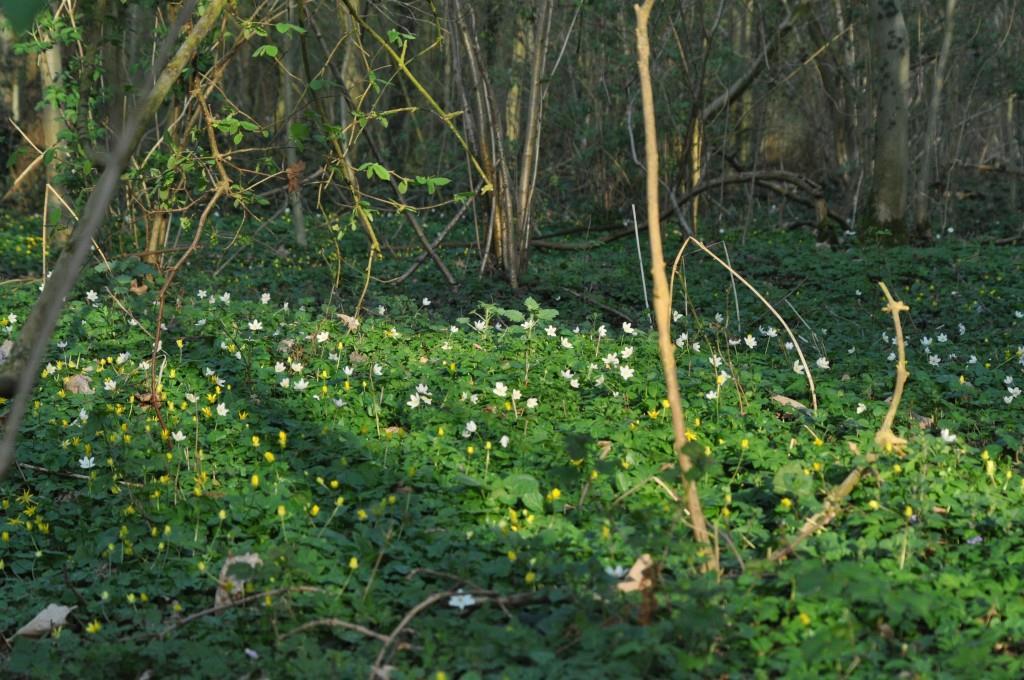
[547,488,562,502]
[813,437,824,446]
[330,480,339,489]
[310,504,320,517]
[277,505,286,518]
[251,474,260,489]
[507,551,517,562]
[740,438,749,449]
[798,612,811,626]
[349,556,359,569]
[252,435,260,448]
[218,510,227,521]
[357,509,368,521]
[524,571,536,584]
[903,505,914,518]
[437,427,445,436]
[780,497,793,509]
[335,496,345,507]
[467,446,475,455]
[264,451,275,463]
[85,619,102,634]
[868,500,880,510]
[198,561,207,572]
[278,431,287,448]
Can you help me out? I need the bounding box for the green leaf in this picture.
[288,122,310,145]
[504,473,540,498]
[274,22,306,34]
[253,44,279,58]
[773,461,815,499]
[0,0,48,34]
[521,490,545,513]
[397,180,408,194]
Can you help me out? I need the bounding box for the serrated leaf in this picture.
[504,473,540,497]
[521,490,545,513]
[773,461,815,499]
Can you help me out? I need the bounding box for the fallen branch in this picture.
[279,618,389,643]
[770,282,909,561]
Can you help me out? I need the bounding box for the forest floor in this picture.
[1,213,1023,677]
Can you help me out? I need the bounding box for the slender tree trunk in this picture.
[284,0,307,246]
[634,0,716,571]
[514,0,553,272]
[913,0,956,241]
[0,0,232,479]
[39,29,67,241]
[868,0,910,242]
[1005,94,1020,210]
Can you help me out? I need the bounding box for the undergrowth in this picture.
[1,216,1023,678]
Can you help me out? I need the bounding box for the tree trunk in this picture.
[284,0,307,247]
[868,0,911,242]
[913,0,956,241]
[39,28,67,242]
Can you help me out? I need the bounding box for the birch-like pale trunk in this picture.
[868,0,911,241]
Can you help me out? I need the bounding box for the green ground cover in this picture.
[2,217,1023,678]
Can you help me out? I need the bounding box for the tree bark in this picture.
[283,0,307,247]
[868,0,911,242]
[913,0,956,241]
[39,27,67,241]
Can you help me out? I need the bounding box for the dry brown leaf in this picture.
[134,392,161,409]
[64,374,94,395]
[597,440,613,459]
[0,339,12,364]
[349,351,369,364]
[771,394,812,416]
[616,554,654,593]
[129,278,148,295]
[286,160,306,193]
[14,603,75,638]
[337,313,360,332]
[214,553,263,610]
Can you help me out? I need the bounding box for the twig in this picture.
[631,204,651,323]
[279,618,388,643]
[875,282,909,451]
[669,237,818,412]
[370,590,455,678]
[559,288,634,324]
[160,586,323,635]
